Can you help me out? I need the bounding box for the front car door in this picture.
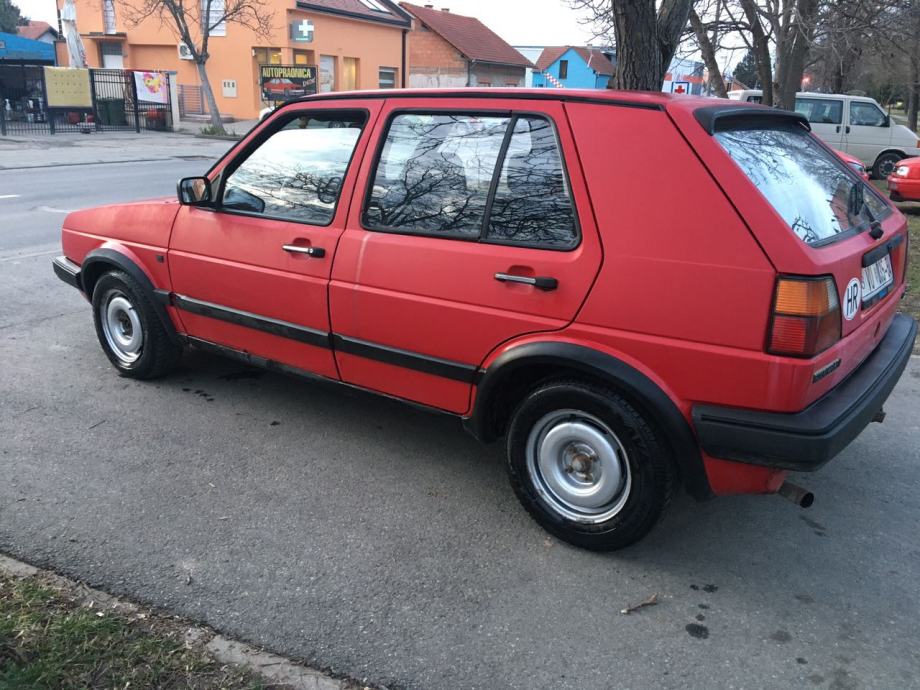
[845,99,891,164]
[794,96,844,149]
[329,98,602,413]
[168,102,380,379]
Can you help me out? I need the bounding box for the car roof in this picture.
[288,87,723,114]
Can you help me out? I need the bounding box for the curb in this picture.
[0,553,363,690]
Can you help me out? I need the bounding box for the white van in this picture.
[728,90,920,178]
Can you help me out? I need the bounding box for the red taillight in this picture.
[768,276,841,357]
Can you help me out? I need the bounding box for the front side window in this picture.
[850,101,886,127]
[795,97,842,125]
[221,111,366,225]
[364,113,578,249]
[715,125,890,245]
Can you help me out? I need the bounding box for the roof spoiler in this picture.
[694,105,810,135]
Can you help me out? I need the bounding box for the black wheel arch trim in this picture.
[80,248,182,345]
[465,341,714,500]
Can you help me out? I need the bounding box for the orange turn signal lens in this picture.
[768,276,840,357]
[774,277,836,316]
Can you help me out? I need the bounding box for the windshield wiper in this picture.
[848,181,883,239]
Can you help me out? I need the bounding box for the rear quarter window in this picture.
[714,125,890,246]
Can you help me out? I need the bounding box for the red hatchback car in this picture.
[53,90,916,550]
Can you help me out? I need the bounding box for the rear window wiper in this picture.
[848,181,883,239]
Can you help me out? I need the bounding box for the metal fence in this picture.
[0,67,172,136]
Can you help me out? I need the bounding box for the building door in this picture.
[329,99,603,413]
[168,105,379,378]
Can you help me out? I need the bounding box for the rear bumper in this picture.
[52,256,82,291]
[693,313,917,471]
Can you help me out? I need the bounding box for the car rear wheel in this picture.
[506,380,674,551]
[873,151,902,179]
[92,270,181,379]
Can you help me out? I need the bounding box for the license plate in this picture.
[861,254,894,301]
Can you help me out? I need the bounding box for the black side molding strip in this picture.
[332,334,482,383]
[171,293,482,383]
[172,294,331,350]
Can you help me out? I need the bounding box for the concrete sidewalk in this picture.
[175,117,259,136]
[0,131,236,170]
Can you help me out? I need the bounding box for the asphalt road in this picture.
[2,156,920,690]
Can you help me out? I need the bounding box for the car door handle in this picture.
[495,273,558,291]
[846,126,851,134]
[282,244,325,258]
[836,125,841,133]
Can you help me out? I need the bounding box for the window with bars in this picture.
[202,0,226,36]
[103,0,116,34]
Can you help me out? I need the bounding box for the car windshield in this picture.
[714,125,890,245]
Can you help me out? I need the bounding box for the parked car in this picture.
[887,156,920,201]
[729,90,920,178]
[835,148,870,181]
[53,89,917,550]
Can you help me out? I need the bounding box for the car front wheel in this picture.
[506,380,674,551]
[92,270,181,379]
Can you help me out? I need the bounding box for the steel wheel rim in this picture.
[879,157,897,178]
[100,290,143,364]
[525,410,632,524]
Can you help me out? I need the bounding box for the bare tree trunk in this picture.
[689,7,727,97]
[608,0,692,91]
[739,0,773,106]
[196,60,225,133]
[909,58,919,132]
[774,0,818,110]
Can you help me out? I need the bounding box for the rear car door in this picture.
[329,98,602,413]
[168,103,379,379]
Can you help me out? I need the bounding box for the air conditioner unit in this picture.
[178,42,194,60]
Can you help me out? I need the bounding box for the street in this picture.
[1,154,919,689]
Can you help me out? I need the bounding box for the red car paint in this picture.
[56,89,916,515]
[834,149,870,182]
[888,156,920,201]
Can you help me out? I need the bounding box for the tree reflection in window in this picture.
[715,126,889,245]
[365,114,510,236]
[222,113,366,225]
[486,117,577,248]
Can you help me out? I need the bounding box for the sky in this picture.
[15,0,599,46]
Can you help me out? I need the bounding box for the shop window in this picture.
[294,50,314,66]
[343,57,358,91]
[254,48,282,65]
[320,55,335,92]
[379,67,397,89]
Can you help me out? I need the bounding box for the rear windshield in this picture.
[714,125,890,246]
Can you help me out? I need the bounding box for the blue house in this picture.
[0,31,56,64]
[532,46,615,90]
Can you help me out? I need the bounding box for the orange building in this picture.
[60,0,412,119]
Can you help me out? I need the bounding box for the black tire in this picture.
[506,380,674,551]
[91,270,181,379]
[873,151,902,180]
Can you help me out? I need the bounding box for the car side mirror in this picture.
[883,114,891,127]
[177,176,212,205]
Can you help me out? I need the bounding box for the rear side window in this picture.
[364,112,578,249]
[715,125,890,245]
[795,97,842,125]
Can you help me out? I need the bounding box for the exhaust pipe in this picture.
[777,481,814,508]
